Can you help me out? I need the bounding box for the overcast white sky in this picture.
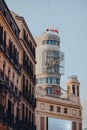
[5,0,87,128]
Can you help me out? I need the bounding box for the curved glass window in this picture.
[42,40,60,46]
[36,77,60,85]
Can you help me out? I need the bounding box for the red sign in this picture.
[46,28,59,34]
[53,88,63,96]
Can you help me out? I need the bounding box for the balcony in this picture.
[4,74,9,86]
[32,75,36,85]
[33,98,36,108]
[6,44,9,58]
[0,43,21,75]
[23,33,35,59]
[0,41,4,52]
[5,109,14,124]
[0,104,5,119]
[23,59,36,84]
[29,94,36,108]
[0,69,21,101]
[20,118,36,130]
[15,117,23,129]
[28,120,36,130]
[22,88,36,108]
[9,81,21,101]
[23,62,30,74]
[32,124,36,130]
[0,106,15,128]
[18,63,21,74]
[0,69,4,81]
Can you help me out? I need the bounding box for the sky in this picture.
[48,118,72,130]
[5,0,87,128]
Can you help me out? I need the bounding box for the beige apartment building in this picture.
[0,0,36,130]
[35,29,82,130]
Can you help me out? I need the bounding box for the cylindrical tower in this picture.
[35,28,64,96]
[66,75,80,102]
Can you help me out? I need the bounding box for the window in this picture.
[16,50,19,66]
[11,103,14,115]
[45,77,48,83]
[48,40,51,44]
[50,77,52,83]
[29,110,31,121]
[4,9,7,17]
[0,26,3,43]
[48,77,50,83]
[42,40,60,46]
[8,100,14,115]
[17,77,18,86]
[12,72,15,83]
[79,123,82,130]
[64,108,67,114]
[57,107,60,112]
[77,86,79,97]
[23,75,25,92]
[10,19,12,27]
[8,99,11,113]
[56,78,60,84]
[55,41,57,45]
[57,41,60,46]
[36,77,60,85]
[50,105,53,111]
[38,78,41,84]
[14,28,17,35]
[32,113,34,123]
[3,61,6,80]
[79,111,81,116]
[9,39,12,56]
[72,85,75,95]
[4,31,6,51]
[15,87,17,94]
[40,78,44,84]
[36,79,38,84]
[16,107,20,119]
[13,45,15,61]
[46,87,52,94]
[40,117,44,130]
[8,67,10,85]
[26,107,28,122]
[29,84,31,93]
[53,77,56,84]
[22,103,25,121]
[72,122,76,130]
[23,29,26,40]
[26,79,28,87]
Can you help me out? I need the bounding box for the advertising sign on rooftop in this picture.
[46,27,59,34]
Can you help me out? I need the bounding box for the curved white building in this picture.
[36,29,64,95]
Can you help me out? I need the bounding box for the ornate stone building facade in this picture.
[0,0,36,130]
[35,29,82,130]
